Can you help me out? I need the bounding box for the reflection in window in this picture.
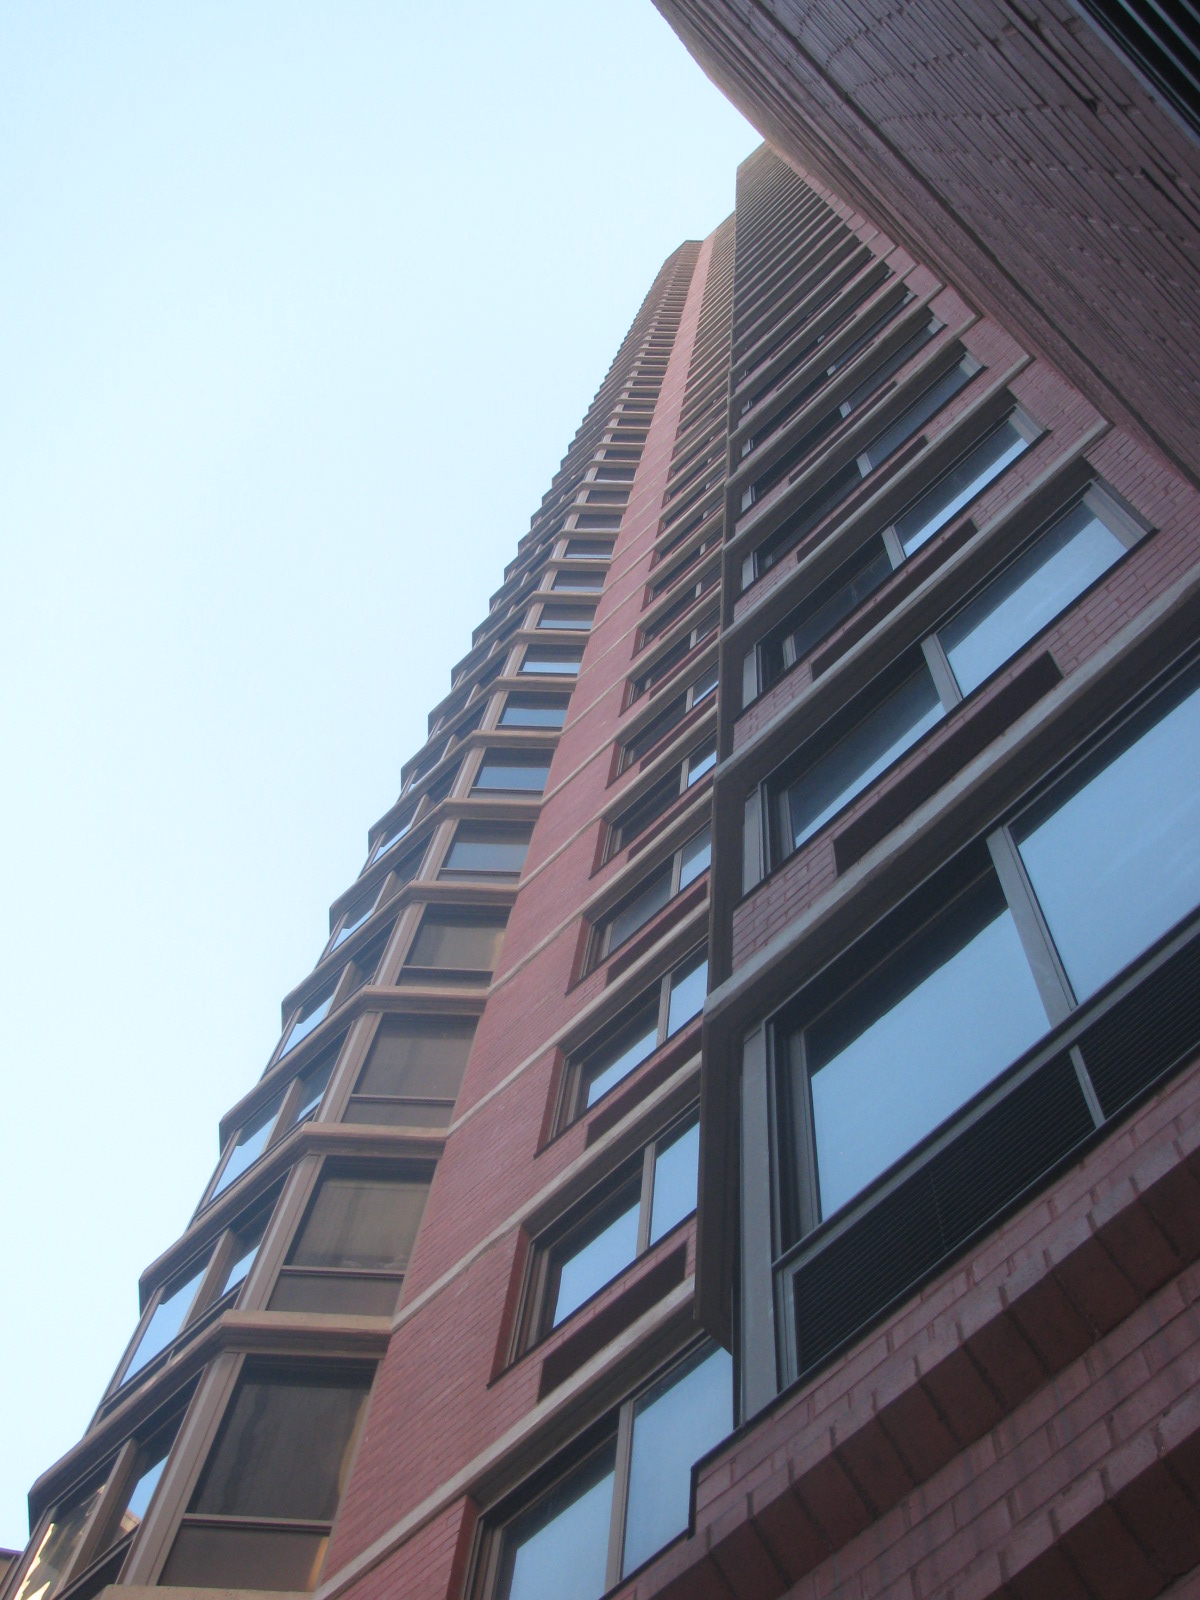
[550,1190,641,1327]
[281,985,335,1057]
[895,416,1030,556]
[161,1366,371,1592]
[270,1170,430,1316]
[12,1487,103,1600]
[779,662,943,853]
[762,537,894,689]
[474,753,551,793]
[123,1261,209,1382]
[1016,671,1200,1002]
[649,1120,700,1244]
[441,822,532,878]
[939,498,1126,696]
[521,645,583,676]
[538,605,593,631]
[597,828,711,961]
[499,1443,616,1600]
[501,694,570,729]
[346,1015,476,1127]
[574,950,707,1116]
[796,873,1048,1218]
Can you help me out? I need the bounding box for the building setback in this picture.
[7,21,1200,1600]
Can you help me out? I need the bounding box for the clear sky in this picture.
[0,0,757,1552]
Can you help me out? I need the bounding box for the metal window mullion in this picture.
[921,634,962,710]
[605,1402,636,1591]
[986,827,1076,1026]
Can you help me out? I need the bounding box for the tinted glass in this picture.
[538,606,593,631]
[219,1226,263,1299]
[553,569,604,591]
[332,884,378,949]
[125,1261,208,1380]
[344,1099,455,1129]
[499,1443,616,1600]
[649,1120,699,1244]
[605,863,673,952]
[896,418,1028,556]
[667,953,707,1035]
[585,1005,660,1106]
[474,755,550,792]
[501,696,569,729]
[564,538,614,558]
[291,1177,429,1270]
[292,1057,334,1126]
[1016,675,1200,1001]
[211,1090,286,1198]
[161,1525,327,1592]
[408,911,507,971]
[805,875,1048,1216]
[268,1273,400,1317]
[622,1345,732,1575]
[940,501,1125,696]
[442,822,532,876]
[679,826,711,889]
[552,1194,641,1325]
[283,987,335,1055]
[190,1371,370,1520]
[358,1016,476,1099]
[784,663,943,852]
[521,647,582,675]
[13,1489,102,1600]
[773,538,893,680]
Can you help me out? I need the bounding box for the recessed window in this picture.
[442,822,532,879]
[894,413,1033,556]
[520,644,584,676]
[210,1089,287,1201]
[528,1115,699,1339]
[346,1015,477,1127]
[492,1343,731,1598]
[630,608,719,701]
[474,751,552,793]
[565,538,614,560]
[281,984,336,1056]
[609,739,714,855]
[269,1168,431,1316]
[567,948,707,1120]
[160,1365,372,1591]
[537,604,594,631]
[760,537,896,690]
[595,826,710,963]
[621,663,718,769]
[500,693,570,729]
[552,569,605,592]
[404,908,509,983]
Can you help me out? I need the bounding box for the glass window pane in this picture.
[940,501,1125,696]
[161,1524,328,1592]
[408,911,507,971]
[442,823,532,876]
[667,953,707,1035]
[606,865,673,952]
[553,569,604,591]
[475,754,551,793]
[778,538,894,676]
[650,1121,700,1244]
[585,1006,660,1107]
[686,742,717,785]
[501,695,569,729]
[863,359,974,471]
[13,1489,102,1600]
[292,1057,334,1127]
[190,1370,370,1521]
[538,606,593,631]
[332,884,378,949]
[124,1261,209,1381]
[690,663,718,704]
[291,1177,430,1271]
[358,1016,476,1100]
[268,1273,401,1317]
[622,1345,733,1575]
[785,663,943,851]
[344,1098,455,1129]
[565,539,613,558]
[895,420,1029,556]
[805,875,1048,1217]
[1016,675,1200,1001]
[219,1232,261,1300]
[500,1443,616,1600]
[210,1090,286,1199]
[552,1196,641,1326]
[282,987,335,1056]
[679,826,711,889]
[522,647,583,675]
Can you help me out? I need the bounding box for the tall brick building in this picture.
[8,11,1200,1600]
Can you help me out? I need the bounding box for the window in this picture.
[118,1201,271,1387]
[474,751,551,793]
[766,489,1136,862]
[529,1115,699,1338]
[281,983,336,1056]
[608,739,716,855]
[595,827,710,962]
[500,693,570,729]
[346,1015,477,1127]
[639,566,719,645]
[441,821,532,879]
[490,1343,731,1598]
[160,1365,372,1591]
[564,538,614,559]
[566,949,707,1119]
[209,1048,339,1203]
[621,662,718,768]
[760,537,895,690]
[403,908,508,982]
[537,605,594,631]
[11,1403,190,1600]
[630,608,719,700]
[749,356,979,584]
[269,1168,430,1315]
[552,569,605,592]
[520,644,584,676]
[894,413,1033,556]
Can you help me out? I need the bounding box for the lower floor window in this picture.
[492,1342,731,1599]
[159,1364,372,1592]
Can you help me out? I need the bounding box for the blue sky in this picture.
[0,1,756,1551]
